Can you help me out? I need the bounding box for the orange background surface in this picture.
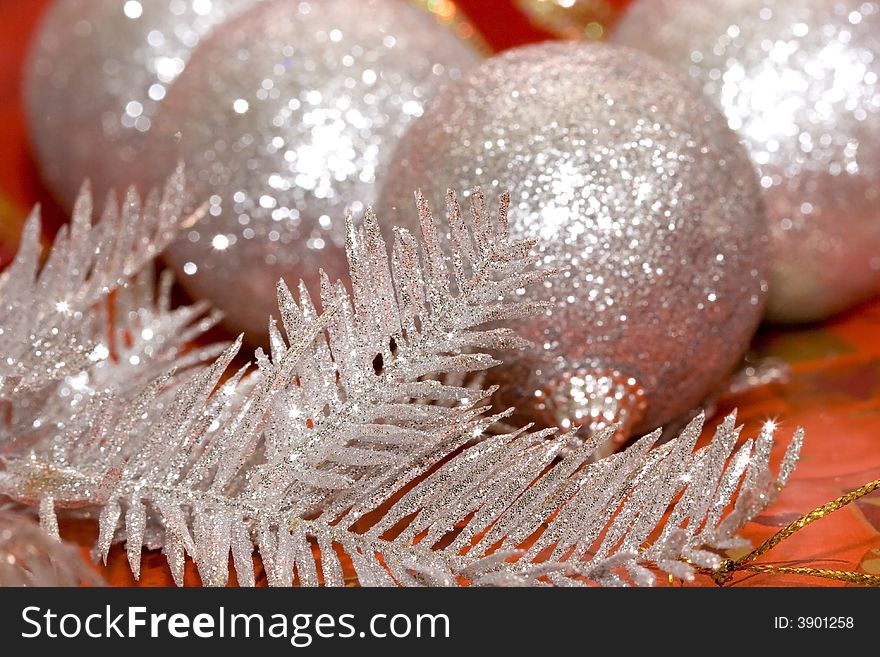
[1,0,879,587]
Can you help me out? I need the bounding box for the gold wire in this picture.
[701,479,880,587]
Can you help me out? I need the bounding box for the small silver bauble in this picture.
[149,0,481,338]
[25,0,262,209]
[378,42,769,435]
[613,0,880,322]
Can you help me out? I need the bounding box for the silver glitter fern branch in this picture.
[0,180,803,587]
[0,188,562,586]
[282,413,801,586]
[0,167,223,456]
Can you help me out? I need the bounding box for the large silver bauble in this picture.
[25,0,262,209]
[377,42,769,435]
[613,0,880,323]
[149,0,481,338]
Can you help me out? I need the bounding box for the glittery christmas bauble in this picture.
[147,0,481,338]
[0,510,102,586]
[613,0,880,323]
[25,0,263,210]
[377,42,768,435]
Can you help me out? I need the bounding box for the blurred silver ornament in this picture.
[613,0,880,323]
[377,42,768,436]
[147,0,480,338]
[25,0,262,209]
[0,508,104,587]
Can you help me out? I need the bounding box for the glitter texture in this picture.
[0,167,217,403]
[613,0,880,322]
[378,42,769,434]
[25,0,263,209]
[145,0,481,338]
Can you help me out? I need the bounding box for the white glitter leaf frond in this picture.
[0,188,563,586]
[0,165,216,405]
[286,413,800,587]
[0,181,801,587]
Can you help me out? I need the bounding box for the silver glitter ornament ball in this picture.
[25,0,262,209]
[613,0,880,323]
[148,0,480,338]
[378,42,768,435]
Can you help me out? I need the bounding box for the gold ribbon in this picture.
[701,479,880,587]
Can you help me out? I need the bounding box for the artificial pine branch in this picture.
[0,166,223,455]
[0,174,802,587]
[284,414,801,586]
